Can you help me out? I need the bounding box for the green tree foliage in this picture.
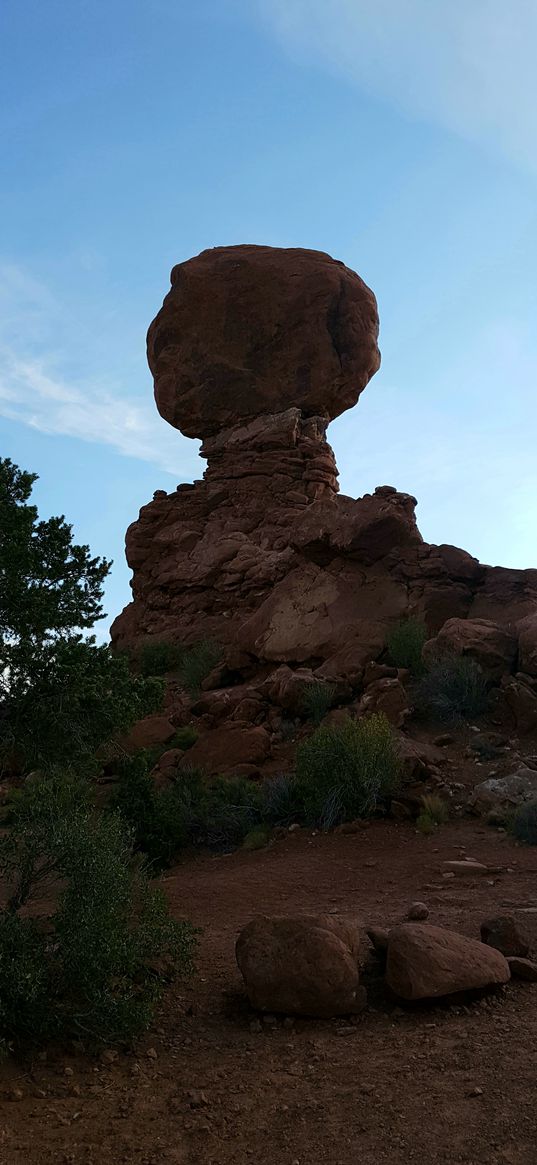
[0,775,196,1049]
[0,459,161,774]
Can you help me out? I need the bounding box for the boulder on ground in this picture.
[468,766,537,815]
[356,677,409,727]
[367,927,390,955]
[386,923,510,1000]
[122,714,176,754]
[265,665,319,716]
[236,914,362,1017]
[422,617,517,681]
[502,677,537,734]
[480,916,530,958]
[507,957,537,981]
[395,736,444,785]
[179,724,271,776]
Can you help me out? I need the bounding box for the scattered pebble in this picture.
[407,901,429,921]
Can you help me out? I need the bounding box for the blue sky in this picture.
[1,0,536,638]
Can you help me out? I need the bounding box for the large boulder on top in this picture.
[236,914,363,1017]
[147,245,381,439]
[422,617,517,681]
[386,923,510,1000]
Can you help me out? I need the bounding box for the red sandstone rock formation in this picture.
[111,244,537,697]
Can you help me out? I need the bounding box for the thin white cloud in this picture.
[0,263,199,479]
[257,0,537,172]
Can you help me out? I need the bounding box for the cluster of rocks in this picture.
[111,245,537,796]
[236,910,537,1019]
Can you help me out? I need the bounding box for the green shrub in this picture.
[279,718,297,742]
[416,793,449,834]
[242,825,272,851]
[485,805,515,830]
[414,656,488,723]
[110,755,192,869]
[179,640,222,697]
[261,774,305,827]
[386,617,427,674]
[301,681,336,724]
[171,725,199,751]
[420,793,449,824]
[139,640,184,677]
[511,800,537,845]
[416,813,435,835]
[295,713,400,827]
[112,758,263,861]
[0,913,50,1052]
[0,774,196,1048]
[195,777,262,849]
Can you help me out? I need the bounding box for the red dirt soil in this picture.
[2,820,537,1164]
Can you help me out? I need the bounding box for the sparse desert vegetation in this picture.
[386,616,427,675]
[413,655,489,723]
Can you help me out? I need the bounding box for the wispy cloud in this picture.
[257,0,537,173]
[0,263,199,478]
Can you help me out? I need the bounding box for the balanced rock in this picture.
[236,914,363,1017]
[111,245,537,716]
[386,923,510,1000]
[148,245,381,438]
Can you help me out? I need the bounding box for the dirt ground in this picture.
[2,819,537,1165]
